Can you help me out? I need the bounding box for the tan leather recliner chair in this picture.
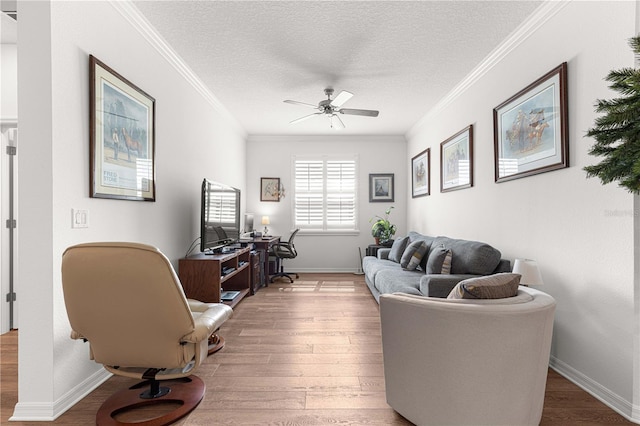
[380,286,556,426]
[61,242,233,426]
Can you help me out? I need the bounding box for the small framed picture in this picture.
[441,125,473,193]
[411,148,430,198]
[493,62,568,183]
[369,173,394,202]
[260,177,281,202]
[90,55,156,201]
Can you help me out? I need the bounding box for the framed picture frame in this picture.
[493,62,569,183]
[411,148,430,198]
[90,55,156,201]
[369,173,394,202]
[441,125,473,192]
[260,177,281,201]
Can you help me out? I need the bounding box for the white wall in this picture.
[247,135,406,273]
[407,1,638,420]
[14,0,246,419]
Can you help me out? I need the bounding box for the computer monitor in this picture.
[244,213,254,233]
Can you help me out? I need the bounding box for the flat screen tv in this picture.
[200,178,241,253]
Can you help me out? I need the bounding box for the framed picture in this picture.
[369,173,394,202]
[441,125,473,192]
[90,55,155,201]
[493,62,569,183]
[411,148,430,198]
[261,177,281,201]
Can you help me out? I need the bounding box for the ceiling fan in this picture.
[284,88,379,129]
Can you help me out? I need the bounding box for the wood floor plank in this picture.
[206,376,363,393]
[1,273,634,425]
[305,391,390,410]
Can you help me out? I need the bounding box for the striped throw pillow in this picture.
[400,240,428,270]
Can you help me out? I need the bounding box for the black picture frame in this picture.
[369,173,394,202]
[411,148,430,198]
[440,125,473,193]
[260,177,281,202]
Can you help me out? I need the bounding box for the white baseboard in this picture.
[549,356,640,424]
[9,368,111,421]
[288,268,360,274]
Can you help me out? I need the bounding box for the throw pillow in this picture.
[426,245,453,274]
[400,240,428,270]
[388,236,409,263]
[447,273,521,299]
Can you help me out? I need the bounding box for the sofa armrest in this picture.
[377,248,391,260]
[493,259,511,273]
[419,274,479,298]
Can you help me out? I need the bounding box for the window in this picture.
[293,156,358,232]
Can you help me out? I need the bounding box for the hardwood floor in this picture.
[0,273,634,425]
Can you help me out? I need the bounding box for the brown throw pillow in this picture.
[447,273,521,299]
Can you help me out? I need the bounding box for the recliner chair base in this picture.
[96,375,205,426]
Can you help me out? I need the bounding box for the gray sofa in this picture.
[363,231,511,302]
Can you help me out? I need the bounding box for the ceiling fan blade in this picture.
[330,114,345,129]
[330,90,353,108]
[290,112,321,125]
[284,100,318,108]
[339,108,379,117]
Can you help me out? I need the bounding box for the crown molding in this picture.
[406,0,571,140]
[109,1,246,138]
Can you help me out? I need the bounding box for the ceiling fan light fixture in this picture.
[330,114,345,130]
[284,88,378,129]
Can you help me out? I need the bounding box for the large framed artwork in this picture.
[411,148,430,198]
[493,62,568,183]
[369,173,394,202]
[440,125,473,192]
[260,177,281,201]
[90,55,156,201]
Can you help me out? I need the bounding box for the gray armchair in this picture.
[61,242,233,426]
[380,286,556,425]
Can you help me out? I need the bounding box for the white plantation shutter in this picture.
[295,160,324,228]
[294,156,358,231]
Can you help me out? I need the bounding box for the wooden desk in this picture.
[245,236,280,290]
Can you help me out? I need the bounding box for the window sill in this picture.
[295,230,360,236]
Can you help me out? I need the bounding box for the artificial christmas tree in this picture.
[585,36,640,193]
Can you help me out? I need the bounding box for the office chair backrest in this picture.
[288,228,300,244]
[288,228,300,256]
[61,242,196,369]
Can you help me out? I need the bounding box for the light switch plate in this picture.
[72,209,89,228]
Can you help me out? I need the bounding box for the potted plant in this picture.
[370,206,396,246]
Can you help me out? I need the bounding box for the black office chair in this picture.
[270,229,300,283]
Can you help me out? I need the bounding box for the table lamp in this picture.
[261,216,270,236]
[512,258,544,286]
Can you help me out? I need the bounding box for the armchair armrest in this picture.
[271,242,296,258]
[182,303,233,344]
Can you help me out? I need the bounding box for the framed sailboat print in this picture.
[493,62,568,183]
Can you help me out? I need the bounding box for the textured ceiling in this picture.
[134,1,543,136]
[8,1,545,136]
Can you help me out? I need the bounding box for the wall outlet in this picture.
[71,209,89,228]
